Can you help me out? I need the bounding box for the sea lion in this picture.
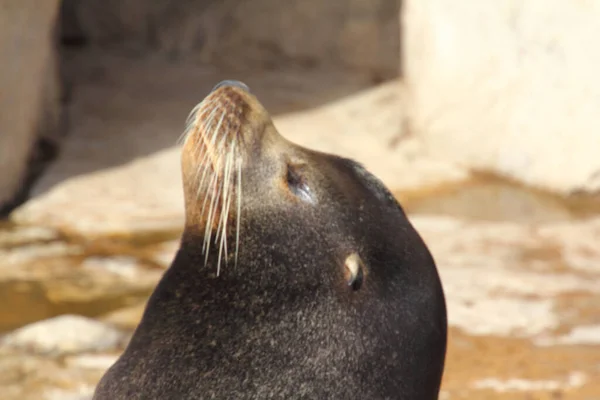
[93,80,447,399]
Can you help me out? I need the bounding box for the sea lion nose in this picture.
[211,80,251,93]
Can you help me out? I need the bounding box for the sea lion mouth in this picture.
[180,80,256,275]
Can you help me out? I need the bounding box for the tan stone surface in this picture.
[0,0,61,209]
[1,315,126,355]
[412,215,600,339]
[0,350,105,400]
[403,0,600,195]
[442,329,600,399]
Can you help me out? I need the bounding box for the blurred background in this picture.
[1,1,599,399]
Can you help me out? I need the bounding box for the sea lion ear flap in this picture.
[344,253,366,291]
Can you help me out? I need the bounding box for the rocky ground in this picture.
[1,51,599,399]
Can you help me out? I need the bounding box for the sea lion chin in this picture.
[93,80,448,400]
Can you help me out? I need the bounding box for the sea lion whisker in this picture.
[199,156,217,218]
[195,107,223,199]
[198,119,229,221]
[177,104,203,145]
[201,139,224,257]
[225,144,237,264]
[204,149,228,266]
[235,149,242,268]
[201,173,215,253]
[186,99,214,126]
[202,166,220,264]
[203,111,231,207]
[216,148,235,276]
[194,106,224,183]
[195,104,231,203]
[215,144,231,245]
[200,171,218,233]
[192,105,219,176]
[179,100,217,146]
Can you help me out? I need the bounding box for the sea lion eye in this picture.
[286,164,314,204]
[344,253,365,291]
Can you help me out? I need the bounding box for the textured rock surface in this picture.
[421,215,600,399]
[0,350,105,400]
[1,315,125,355]
[0,0,62,212]
[403,0,600,195]
[62,0,400,76]
[412,215,600,338]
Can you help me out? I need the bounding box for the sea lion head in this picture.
[173,79,445,397]
[180,77,447,302]
[93,80,447,400]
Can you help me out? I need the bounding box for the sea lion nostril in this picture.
[211,80,251,93]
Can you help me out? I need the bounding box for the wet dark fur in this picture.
[94,97,447,400]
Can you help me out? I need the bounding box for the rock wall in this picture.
[0,0,62,213]
[62,0,400,76]
[402,0,600,196]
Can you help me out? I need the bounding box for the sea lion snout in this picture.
[211,79,251,93]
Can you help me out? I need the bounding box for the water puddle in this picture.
[0,280,153,333]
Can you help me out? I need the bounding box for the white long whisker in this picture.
[235,142,242,268]
[194,106,222,198]
[202,170,219,255]
[216,147,234,276]
[181,91,244,275]
[179,100,217,145]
